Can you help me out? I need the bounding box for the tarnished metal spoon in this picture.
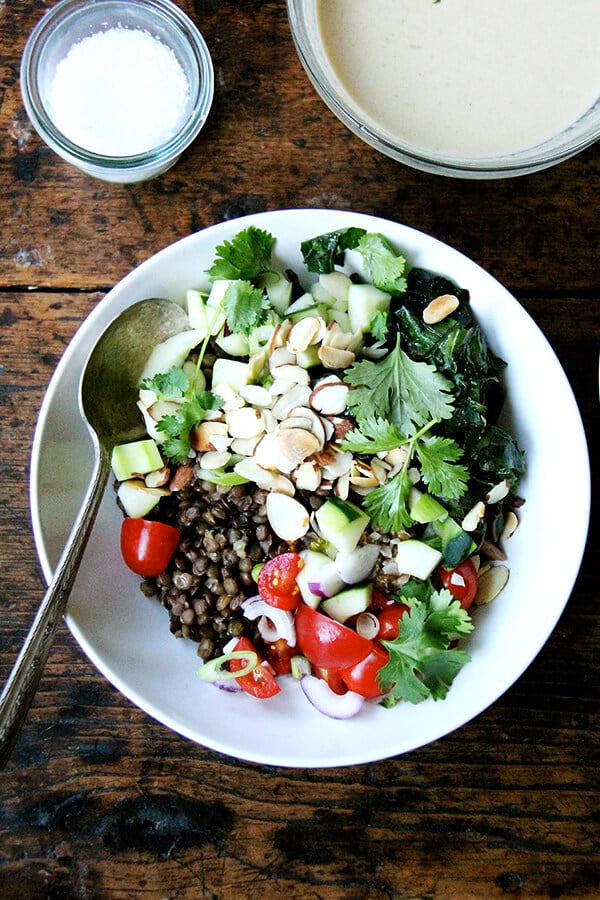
[0,298,189,768]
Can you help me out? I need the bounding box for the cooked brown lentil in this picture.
[138,462,413,661]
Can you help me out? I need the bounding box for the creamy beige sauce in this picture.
[317,0,600,158]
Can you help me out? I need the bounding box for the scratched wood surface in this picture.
[0,2,598,898]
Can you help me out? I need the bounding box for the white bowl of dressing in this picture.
[287,0,600,178]
[20,0,214,183]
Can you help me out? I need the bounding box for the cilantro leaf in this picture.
[378,589,473,704]
[301,227,367,274]
[207,227,276,282]
[139,366,189,400]
[344,335,455,433]
[341,415,408,454]
[418,434,470,500]
[357,233,407,294]
[157,391,222,463]
[223,280,270,335]
[369,308,389,341]
[363,470,414,532]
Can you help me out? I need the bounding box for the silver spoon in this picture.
[0,298,189,768]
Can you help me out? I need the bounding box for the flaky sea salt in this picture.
[48,26,190,156]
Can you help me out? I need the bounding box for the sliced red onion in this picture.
[213,680,243,693]
[307,560,345,598]
[241,595,296,646]
[335,544,380,585]
[356,611,380,640]
[300,675,365,719]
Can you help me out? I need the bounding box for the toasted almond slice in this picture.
[199,450,232,470]
[475,564,510,605]
[144,466,171,488]
[266,492,310,541]
[293,460,322,492]
[269,474,296,496]
[423,293,460,325]
[225,407,265,439]
[349,459,379,488]
[500,510,519,543]
[214,383,244,411]
[309,380,350,415]
[486,479,510,504]
[248,350,267,382]
[270,363,311,385]
[238,383,273,406]
[286,316,327,353]
[268,318,293,352]
[318,345,356,370]
[288,406,326,448]
[269,346,296,369]
[233,456,274,486]
[320,449,353,479]
[261,408,277,432]
[230,435,262,456]
[254,428,320,474]
[334,470,350,500]
[271,383,312,418]
[190,420,229,452]
[461,501,486,532]
[279,415,315,432]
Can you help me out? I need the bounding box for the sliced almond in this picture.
[170,464,195,491]
[266,492,310,541]
[190,420,229,452]
[320,449,353,480]
[499,510,519,543]
[293,460,322,492]
[288,406,326,448]
[213,383,244,411]
[225,406,265,439]
[199,450,232,470]
[234,456,274,487]
[461,501,486,532]
[334,470,350,500]
[270,363,311,385]
[279,414,315,432]
[248,350,267,382]
[269,346,296,369]
[271,383,312,418]
[268,474,296,497]
[318,344,356,370]
[486,479,510,504]
[475,564,510,605]
[286,316,327,353]
[423,293,460,325]
[238,383,273,406]
[268,318,292,352]
[349,459,379,488]
[144,466,171,488]
[254,428,320,474]
[309,380,350,415]
[230,435,262,456]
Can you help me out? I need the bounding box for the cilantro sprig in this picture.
[139,365,222,464]
[378,588,473,704]
[207,226,275,282]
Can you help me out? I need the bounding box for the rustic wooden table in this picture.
[0,2,598,898]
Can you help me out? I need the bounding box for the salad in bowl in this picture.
[109,224,525,719]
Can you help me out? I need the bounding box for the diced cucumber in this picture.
[434,517,477,568]
[409,489,448,524]
[289,302,327,323]
[318,271,351,305]
[140,329,206,382]
[347,283,391,333]
[326,308,352,332]
[111,439,164,482]
[117,479,169,518]
[214,330,250,357]
[205,280,230,334]
[186,289,209,331]
[262,272,292,316]
[211,358,250,391]
[314,497,370,555]
[248,323,277,356]
[297,549,333,608]
[295,345,321,368]
[321,584,372,624]
[285,293,318,315]
[395,539,442,580]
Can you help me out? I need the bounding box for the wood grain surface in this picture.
[0,2,598,898]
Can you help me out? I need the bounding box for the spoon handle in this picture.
[0,448,111,768]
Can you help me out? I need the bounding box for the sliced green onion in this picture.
[197,650,258,681]
[290,655,311,680]
[251,563,263,583]
[196,467,248,486]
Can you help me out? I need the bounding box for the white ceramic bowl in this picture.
[20,0,213,183]
[286,0,600,179]
[29,210,590,766]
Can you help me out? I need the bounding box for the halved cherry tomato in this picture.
[258,552,304,610]
[120,518,181,577]
[369,588,394,610]
[295,603,373,669]
[376,603,410,641]
[265,638,296,675]
[340,643,390,699]
[438,558,478,610]
[313,665,347,696]
[229,637,281,699]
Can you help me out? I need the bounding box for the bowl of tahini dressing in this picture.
[287,0,600,178]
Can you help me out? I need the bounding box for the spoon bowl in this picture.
[0,297,188,767]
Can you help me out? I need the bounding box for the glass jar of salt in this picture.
[21,0,214,183]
